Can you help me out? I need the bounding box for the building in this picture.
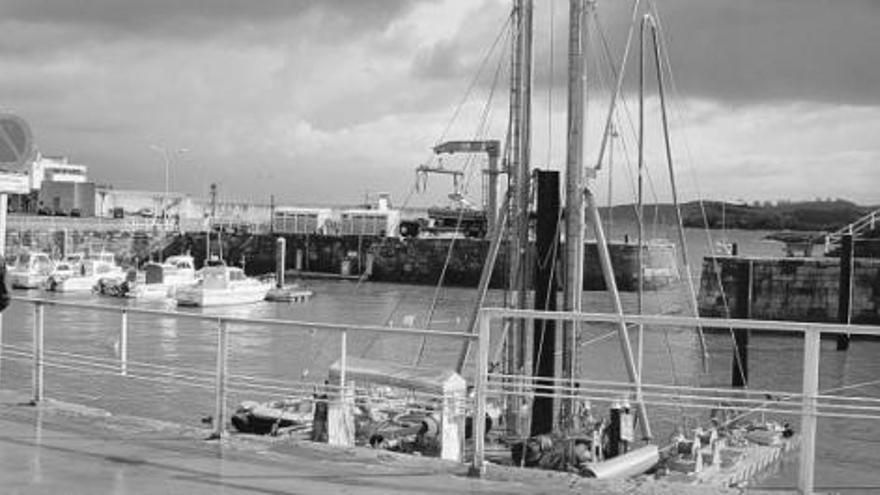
[30,153,88,188]
[37,181,96,216]
[272,195,401,237]
[9,153,90,213]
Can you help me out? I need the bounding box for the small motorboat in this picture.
[97,255,198,300]
[175,263,271,307]
[8,251,54,289]
[47,251,124,292]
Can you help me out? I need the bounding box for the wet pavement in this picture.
[0,389,782,494]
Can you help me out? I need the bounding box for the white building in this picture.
[29,153,88,190]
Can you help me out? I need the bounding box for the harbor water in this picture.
[1,228,878,491]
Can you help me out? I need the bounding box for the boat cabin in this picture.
[14,252,53,274]
[201,265,248,289]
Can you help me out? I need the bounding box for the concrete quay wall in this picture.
[697,255,880,324]
[178,232,669,291]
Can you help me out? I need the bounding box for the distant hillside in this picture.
[600,200,871,232]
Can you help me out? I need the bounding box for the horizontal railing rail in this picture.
[2,296,479,446]
[11,296,477,340]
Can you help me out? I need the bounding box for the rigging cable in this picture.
[645,0,745,386]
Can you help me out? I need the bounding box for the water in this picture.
[1,228,878,491]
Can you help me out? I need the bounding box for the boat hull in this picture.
[9,272,47,289]
[175,283,271,307]
[49,272,123,293]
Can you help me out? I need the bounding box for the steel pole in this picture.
[32,302,44,404]
[585,189,652,440]
[120,310,128,376]
[469,311,491,477]
[210,319,229,439]
[798,328,820,494]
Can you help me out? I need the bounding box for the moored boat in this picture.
[175,263,271,307]
[97,255,198,300]
[8,251,54,289]
[47,251,124,292]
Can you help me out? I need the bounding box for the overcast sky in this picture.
[1,0,878,206]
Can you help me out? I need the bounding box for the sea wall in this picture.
[173,232,675,291]
[697,255,880,324]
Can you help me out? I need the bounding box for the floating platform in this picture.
[265,286,314,302]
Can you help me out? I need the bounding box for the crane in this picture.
[428,140,503,231]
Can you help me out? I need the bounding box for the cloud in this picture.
[0,0,876,208]
[0,0,416,40]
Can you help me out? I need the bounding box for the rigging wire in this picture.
[414,21,512,366]
[644,0,745,386]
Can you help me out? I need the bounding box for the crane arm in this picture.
[432,140,500,158]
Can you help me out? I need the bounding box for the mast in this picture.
[561,0,589,427]
[506,0,533,436]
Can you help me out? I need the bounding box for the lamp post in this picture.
[149,145,188,221]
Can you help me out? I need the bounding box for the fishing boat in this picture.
[96,255,198,300]
[46,251,124,292]
[175,262,271,307]
[8,251,54,289]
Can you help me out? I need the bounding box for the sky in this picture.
[1,0,878,207]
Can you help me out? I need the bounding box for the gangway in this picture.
[824,208,880,254]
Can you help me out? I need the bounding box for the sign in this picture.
[0,113,34,173]
[0,173,29,194]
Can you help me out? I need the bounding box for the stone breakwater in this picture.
[698,255,880,324]
[170,232,679,291]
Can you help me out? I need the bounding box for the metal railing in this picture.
[6,296,880,493]
[2,296,478,441]
[470,308,880,495]
[824,209,880,253]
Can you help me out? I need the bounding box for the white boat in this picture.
[8,252,55,289]
[97,255,198,300]
[46,251,124,292]
[49,252,85,280]
[175,264,271,307]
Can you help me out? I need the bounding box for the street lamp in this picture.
[149,145,188,220]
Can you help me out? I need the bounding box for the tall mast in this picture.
[561,0,589,426]
[505,0,534,436]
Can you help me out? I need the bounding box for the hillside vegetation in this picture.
[601,200,871,232]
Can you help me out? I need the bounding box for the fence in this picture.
[0,296,478,445]
[471,308,880,494]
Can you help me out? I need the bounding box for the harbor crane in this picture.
[422,140,502,231]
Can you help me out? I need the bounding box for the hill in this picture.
[600,200,870,232]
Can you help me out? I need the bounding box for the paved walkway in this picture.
[0,390,778,495]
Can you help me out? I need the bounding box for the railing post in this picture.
[120,309,128,376]
[470,310,490,477]
[210,319,229,440]
[339,329,347,391]
[798,328,820,494]
[32,303,44,404]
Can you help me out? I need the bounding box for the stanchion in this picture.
[210,319,229,439]
[32,302,44,404]
[469,311,490,477]
[798,328,820,494]
[120,310,128,376]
